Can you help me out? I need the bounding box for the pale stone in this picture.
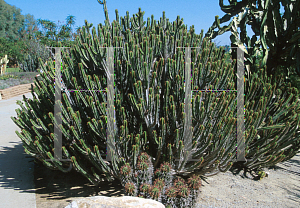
[64,196,165,208]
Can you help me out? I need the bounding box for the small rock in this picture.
[64,196,165,208]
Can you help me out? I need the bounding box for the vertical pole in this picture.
[236,47,246,161]
[106,47,116,162]
[182,47,193,166]
[46,47,71,162]
[175,46,246,164]
[54,48,63,161]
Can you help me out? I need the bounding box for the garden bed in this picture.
[0,71,38,100]
[0,72,38,89]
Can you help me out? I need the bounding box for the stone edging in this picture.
[0,83,35,100]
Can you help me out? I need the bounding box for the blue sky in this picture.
[6,0,255,46]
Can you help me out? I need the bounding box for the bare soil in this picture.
[194,152,300,208]
[33,152,300,208]
[33,160,126,208]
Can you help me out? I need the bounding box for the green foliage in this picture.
[0,2,43,68]
[205,0,300,85]
[16,15,81,72]
[0,37,27,67]
[205,1,300,171]
[0,74,19,80]
[241,66,300,173]
[254,48,300,97]
[55,7,237,178]
[0,0,25,41]
[6,67,21,73]
[0,0,80,71]
[0,0,81,70]
[34,15,80,48]
[11,0,300,207]
[18,13,40,41]
[17,38,52,72]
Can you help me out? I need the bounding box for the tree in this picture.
[65,14,76,41]
[16,15,83,71]
[0,33,34,68]
[0,1,77,69]
[18,13,40,40]
[0,0,25,41]
[0,1,45,67]
[35,17,79,48]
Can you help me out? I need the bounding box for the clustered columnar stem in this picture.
[11,0,300,207]
[121,152,202,207]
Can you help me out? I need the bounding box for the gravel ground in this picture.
[194,151,300,208]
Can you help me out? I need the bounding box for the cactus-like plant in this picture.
[205,0,300,85]
[13,0,239,180]
[18,37,58,72]
[0,54,9,75]
[205,0,300,175]
[120,151,199,207]
[11,0,300,207]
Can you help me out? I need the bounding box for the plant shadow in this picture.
[227,151,300,180]
[33,158,126,207]
[0,143,36,193]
